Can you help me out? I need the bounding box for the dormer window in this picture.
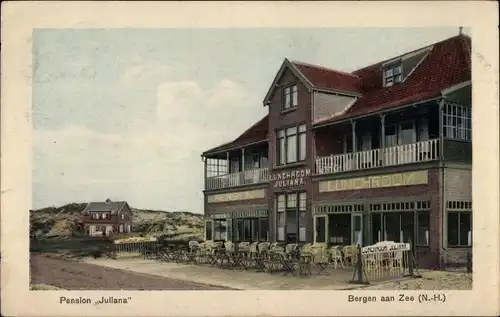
[283,84,298,110]
[384,64,402,87]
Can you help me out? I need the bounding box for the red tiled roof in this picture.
[202,34,471,154]
[202,115,269,156]
[292,61,363,94]
[315,34,471,124]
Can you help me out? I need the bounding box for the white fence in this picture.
[351,241,418,284]
[316,139,439,175]
[206,167,269,190]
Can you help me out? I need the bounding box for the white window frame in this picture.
[442,103,472,141]
[276,124,306,166]
[383,63,403,87]
[283,84,298,110]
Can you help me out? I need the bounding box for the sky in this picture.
[32,27,469,212]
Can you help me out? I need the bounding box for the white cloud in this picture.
[120,62,171,87]
[33,77,267,212]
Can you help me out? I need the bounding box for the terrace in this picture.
[313,101,471,175]
[204,142,269,190]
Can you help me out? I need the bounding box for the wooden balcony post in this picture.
[226,151,230,173]
[351,120,357,152]
[203,156,207,189]
[241,148,245,184]
[380,114,386,148]
[438,99,445,160]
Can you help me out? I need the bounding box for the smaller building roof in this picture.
[82,201,129,215]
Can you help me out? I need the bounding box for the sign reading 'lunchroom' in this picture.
[318,170,428,192]
[272,168,311,188]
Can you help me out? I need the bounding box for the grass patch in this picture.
[30,284,63,290]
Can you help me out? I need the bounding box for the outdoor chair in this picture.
[329,246,345,269]
[310,244,330,275]
[211,241,224,267]
[222,241,237,268]
[186,240,200,264]
[297,243,313,275]
[256,242,270,271]
[249,242,260,269]
[237,242,251,268]
[342,245,357,266]
[264,244,285,274]
[280,244,299,276]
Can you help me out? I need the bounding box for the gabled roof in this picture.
[202,34,471,154]
[262,58,362,105]
[291,61,363,94]
[202,114,269,156]
[315,34,471,125]
[82,201,129,215]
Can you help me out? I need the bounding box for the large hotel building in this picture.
[201,33,472,269]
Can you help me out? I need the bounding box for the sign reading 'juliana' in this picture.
[272,168,311,188]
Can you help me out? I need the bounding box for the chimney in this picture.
[459,26,463,35]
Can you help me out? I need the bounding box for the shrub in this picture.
[90,249,102,258]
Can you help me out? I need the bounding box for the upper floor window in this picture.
[443,104,472,141]
[383,64,402,87]
[276,124,306,165]
[283,84,298,110]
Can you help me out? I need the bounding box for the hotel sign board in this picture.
[319,170,428,193]
[207,189,265,203]
[362,242,411,255]
[272,168,311,188]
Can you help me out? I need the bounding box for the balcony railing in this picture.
[315,139,440,175]
[206,167,270,190]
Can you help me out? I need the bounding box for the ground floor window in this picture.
[213,219,227,241]
[328,214,351,245]
[276,192,307,243]
[232,217,269,242]
[314,216,326,243]
[205,221,213,240]
[370,211,429,246]
[447,212,472,247]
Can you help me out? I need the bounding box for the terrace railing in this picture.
[206,167,270,190]
[315,139,439,175]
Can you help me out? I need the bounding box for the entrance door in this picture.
[351,214,363,246]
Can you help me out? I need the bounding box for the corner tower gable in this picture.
[262,58,313,107]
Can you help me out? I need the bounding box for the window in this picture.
[373,210,429,246]
[121,213,125,220]
[213,219,227,241]
[276,192,307,243]
[276,195,286,241]
[298,192,307,242]
[443,104,472,141]
[205,221,213,240]
[384,63,402,87]
[276,124,306,165]
[315,216,326,243]
[283,84,298,109]
[417,211,430,246]
[447,212,472,247]
[259,218,269,241]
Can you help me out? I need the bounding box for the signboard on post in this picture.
[361,242,411,254]
[272,168,311,188]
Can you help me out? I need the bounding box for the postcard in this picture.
[1,1,499,316]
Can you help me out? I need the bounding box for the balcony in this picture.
[315,139,440,175]
[206,167,270,190]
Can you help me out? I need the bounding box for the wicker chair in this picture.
[310,244,330,275]
[329,246,344,269]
